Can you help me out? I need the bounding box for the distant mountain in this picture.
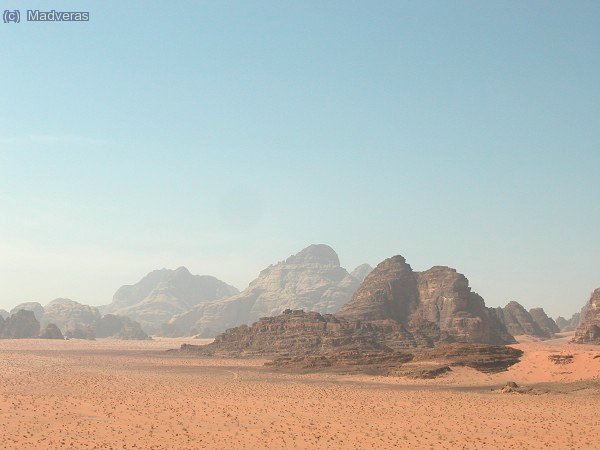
[42,298,101,332]
[493,301,551,339]
[102,267,239,333]
[0,310,40,339]
[350,264,373,283]
[528,307,560,336]
[555,313,581,332]
[163,244,361,337]
[10,302,45,322]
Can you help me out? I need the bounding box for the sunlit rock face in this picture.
[573,288,600,344]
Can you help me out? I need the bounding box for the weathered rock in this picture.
[102,266,239,333]
[93,314,149,340]
[337,256,514,345]
[350,264,373,283]
[164,245,360,337]
[0,310,40,338]
[42,298,101,334]
[573,288,600,344]
[10,302,45,322]
[529,308,560,336]
[39,323,64,339]
[494,301,549,339]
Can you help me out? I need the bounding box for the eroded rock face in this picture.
[93,314,149,340]
[39,323,64,339]
[494,301,549,339]
[528,308,559,336]
[102,267,239,333]
[10,302,45,322]
[0,310,40,338]
[573,289,600,344]
[337,257,514,345]
[164,245,360,337]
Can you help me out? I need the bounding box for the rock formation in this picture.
[10,302,45,322]
[39,323,64,339]
[573,288,600,344]
[528,307,559,336]
[163,245,361,337]
[102,267,238,333]
[93,314,149,340]
[0,310,40,338]
[337,256,514,345]
[494,301,550,339]
[0,309,9,319]
[555,313,581,332]
[42,298,101,334]
[180,309,521,375]
[350,264,373,283]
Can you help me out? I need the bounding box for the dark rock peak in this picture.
[10,302,45,322]
[284,244,340,266]
[528,307,560,335]
[39,323,64,339]
[1,309,40,338]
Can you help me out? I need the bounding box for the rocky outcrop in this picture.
[556,313,581,332]
[93,314,149,340]
[42,298,101,333]
[0,310,40,338]
[179,310,521,375]
[102,267,238,333]
[494,301,550,339]
[39,323,64,339]
[10,302,45,322]
[573,288,600,344]
[337,256,514,345]
[528,308,559,336]
[350,264,373,283]
[164,245,360,337]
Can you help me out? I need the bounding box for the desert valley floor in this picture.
[0,334,599,449]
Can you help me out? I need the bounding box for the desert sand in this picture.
[0,333,599,449]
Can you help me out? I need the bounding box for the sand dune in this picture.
[0,334,598,449]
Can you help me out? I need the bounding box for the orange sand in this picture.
[0,334,598,449]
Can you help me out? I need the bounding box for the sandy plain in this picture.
[0,333,598,449]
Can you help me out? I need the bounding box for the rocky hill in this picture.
[102,267,238,333]
[42,298,101,333]
[573,288,600,344]
[93,314,149,340]
[337,256,514,345]
[0,310,41,338]
[528,307,560,336]
[39,323,64,339]
[493,301,550,339]
[10,302,45,322]
[163,245,361,337]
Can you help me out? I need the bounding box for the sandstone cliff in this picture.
[337,256,514,345]
[164,245,360,337]
[573,288,600,344]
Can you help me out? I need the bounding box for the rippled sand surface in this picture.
[0,334,598,449]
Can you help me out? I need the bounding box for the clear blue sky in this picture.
[1,1,598,317]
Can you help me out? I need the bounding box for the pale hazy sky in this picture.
[1,1,598,317]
